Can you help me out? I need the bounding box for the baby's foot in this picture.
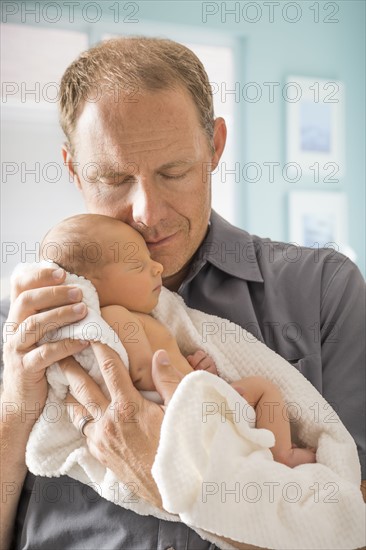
[275,446,317,468]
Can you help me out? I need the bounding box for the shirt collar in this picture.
[189,210,264,283]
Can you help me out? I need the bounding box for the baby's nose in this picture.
[152,260,163,275]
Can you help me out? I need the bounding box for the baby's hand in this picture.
[186,350,218,375]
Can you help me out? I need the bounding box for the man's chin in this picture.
[162,260,191,291]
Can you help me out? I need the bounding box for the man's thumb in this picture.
[152,349,183,406]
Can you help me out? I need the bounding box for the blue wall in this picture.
[136,0,365,274]
[3,0,365,275]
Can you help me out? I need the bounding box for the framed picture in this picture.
[286,76,345,180]
[288,191,355,260]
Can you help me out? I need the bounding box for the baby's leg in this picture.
[231,376,316,467]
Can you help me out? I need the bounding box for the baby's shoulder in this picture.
[134,312,173,340]
[101,304,139,325]
[134,311,162,329]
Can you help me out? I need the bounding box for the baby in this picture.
[41,213,316,468]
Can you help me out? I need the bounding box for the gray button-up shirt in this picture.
[8,210,365,549]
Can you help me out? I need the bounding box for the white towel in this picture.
[15,262,365,550]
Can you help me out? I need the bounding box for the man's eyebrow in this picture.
[158,159,196,171]
[90,159,196,178]
[96,165,137,178]
[100,170,135,178]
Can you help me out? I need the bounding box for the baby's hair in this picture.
[41,214,119,278]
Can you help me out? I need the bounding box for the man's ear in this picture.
[210,117,227,171]
[62,143,82,190]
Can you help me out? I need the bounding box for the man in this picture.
[1,37,365,550]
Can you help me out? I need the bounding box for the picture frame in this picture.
[286,76,345,180]
[288,191,355,259]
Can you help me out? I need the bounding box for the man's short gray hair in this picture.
[59,36,215,155]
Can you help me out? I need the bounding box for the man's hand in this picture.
[2,265,88,428]
[60,345,183,509]
[361,480,366,502]
[0,265,89,550]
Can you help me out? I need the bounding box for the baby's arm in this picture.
[134,313,193,378]
[102,305,193,383]
[101,305,153,379]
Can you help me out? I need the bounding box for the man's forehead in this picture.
[75,122,204,166]
[75,88,204,144]
[76,127,203,172]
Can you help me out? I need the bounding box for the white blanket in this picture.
[18,262,365,550]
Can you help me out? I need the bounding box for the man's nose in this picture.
[131,179,168,227]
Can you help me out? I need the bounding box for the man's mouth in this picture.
[146,232,178,249]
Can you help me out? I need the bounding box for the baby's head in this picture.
[41,214,163,313]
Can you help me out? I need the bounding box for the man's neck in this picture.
[163,223,212,292]
[162,264,191,292]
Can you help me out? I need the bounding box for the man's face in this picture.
[67,88,225,284]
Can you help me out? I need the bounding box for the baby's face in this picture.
[92,222,163,312]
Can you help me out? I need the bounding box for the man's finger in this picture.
[151,349,183,406]
[11,266,66,302]
[91,341,139,402]
[22,338,90,374]
[10,284,84,324]
[12,303,87,352]
[59,354,109,412]
[64,393,96,438]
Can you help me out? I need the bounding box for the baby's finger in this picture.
[186,349,208,369]
[197,356,214,371]
[204,364,218,374]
